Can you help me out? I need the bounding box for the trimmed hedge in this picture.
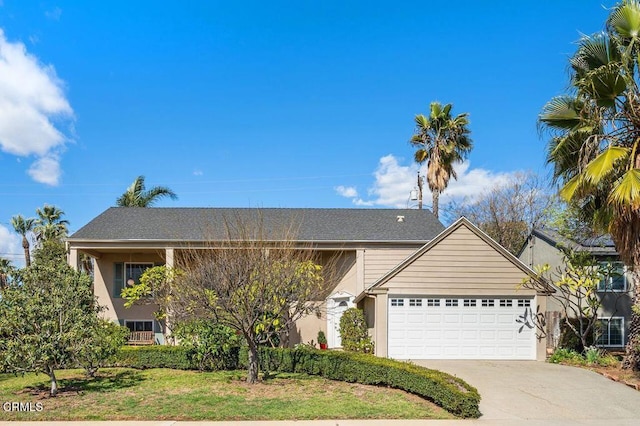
[112,346,197,370]
[259,347,481,419]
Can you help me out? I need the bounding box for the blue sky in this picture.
[0,1,613,263]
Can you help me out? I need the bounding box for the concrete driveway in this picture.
[414,360,640,423]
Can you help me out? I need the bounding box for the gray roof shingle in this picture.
[532,228,618,256]
[68,207,444,242]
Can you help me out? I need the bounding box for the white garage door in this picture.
[388,296,536,360]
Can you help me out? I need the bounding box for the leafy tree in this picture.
[338,308,374,353]
[0,240,126,395]
[116,175,177,207]
[447,173,553,254]
[539,0,640,368]
[521,250,623,352]
[410,101,473,218]
[75,319,129,377]
[34,204,69,243]
[10,214,34,267]
[545,198,600,243]
[123,215,336,383]
[172,320,242,371]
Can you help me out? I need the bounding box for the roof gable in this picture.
[366,217,547,291]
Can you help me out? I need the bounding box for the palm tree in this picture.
[116,176,177,207]
[0,257,14,290]
[11,215,35,267]
[410,102,473,218]
[34,204,70,243]
[540,0,640,368]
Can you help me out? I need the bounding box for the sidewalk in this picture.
[3,420,640,426]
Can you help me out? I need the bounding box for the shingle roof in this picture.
[532,228,618,256]
[68,207,444,242]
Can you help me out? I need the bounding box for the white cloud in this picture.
[338,154,520,209]
[0,224,24,266]
[45,7,62,21]
[0,29,74,185]
[334,185,358,198]
[193,169,203,176]
[28,154,61,185]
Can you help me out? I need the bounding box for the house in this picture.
[67,207,549,360]
[518,228,632,349]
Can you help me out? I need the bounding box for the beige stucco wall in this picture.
[370,224,545,361]
[290,250,358,346]
[93,253,164,324]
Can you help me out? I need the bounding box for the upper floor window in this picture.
[114,262,154,298]
[597,262,626,292]
[125,263,154,286]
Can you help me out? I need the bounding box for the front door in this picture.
[328,298,350,348]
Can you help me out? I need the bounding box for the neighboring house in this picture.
[519,228,632,350]
[67,207,549,360]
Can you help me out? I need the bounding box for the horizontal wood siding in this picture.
[364,248,416,288]
[382,226,532,295]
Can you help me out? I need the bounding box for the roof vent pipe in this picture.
[396,215,405,223]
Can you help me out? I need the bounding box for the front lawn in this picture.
[0,368,456,421]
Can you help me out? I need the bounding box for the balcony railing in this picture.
[128,330,155,345]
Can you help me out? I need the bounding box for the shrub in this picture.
[548,348,585,365]
[173,320,242,371]
[76,320,129,377]
[339,308,374,353]
[112,346,196,370]
[258,347,480,419]
[584,346,601,364]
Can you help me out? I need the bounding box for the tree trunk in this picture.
[48,366,58,396]
[246,338,259,384]
[22,237,30,267]
[432,190,440,218]
[623,270,640,369]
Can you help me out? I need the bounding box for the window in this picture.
[598,262,626,292]
[445,299,458,307]
[595,317,624,347]
[114,262,154,298]
[481,299,495,307]
[463,299,476,307]
[499,299,513,307]
[517,299,531,307]
[391,298,404,307]
[409,298,422,307]
[427,299,440,307]
[125,320,153,332]
[125,263,154,286]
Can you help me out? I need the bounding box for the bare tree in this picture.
[123,213,338,384]
[446,173,553,255]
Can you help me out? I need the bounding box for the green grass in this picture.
[0,368,456,420]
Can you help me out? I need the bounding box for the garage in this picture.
[387,295,536,360]
[357,218,550,361]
